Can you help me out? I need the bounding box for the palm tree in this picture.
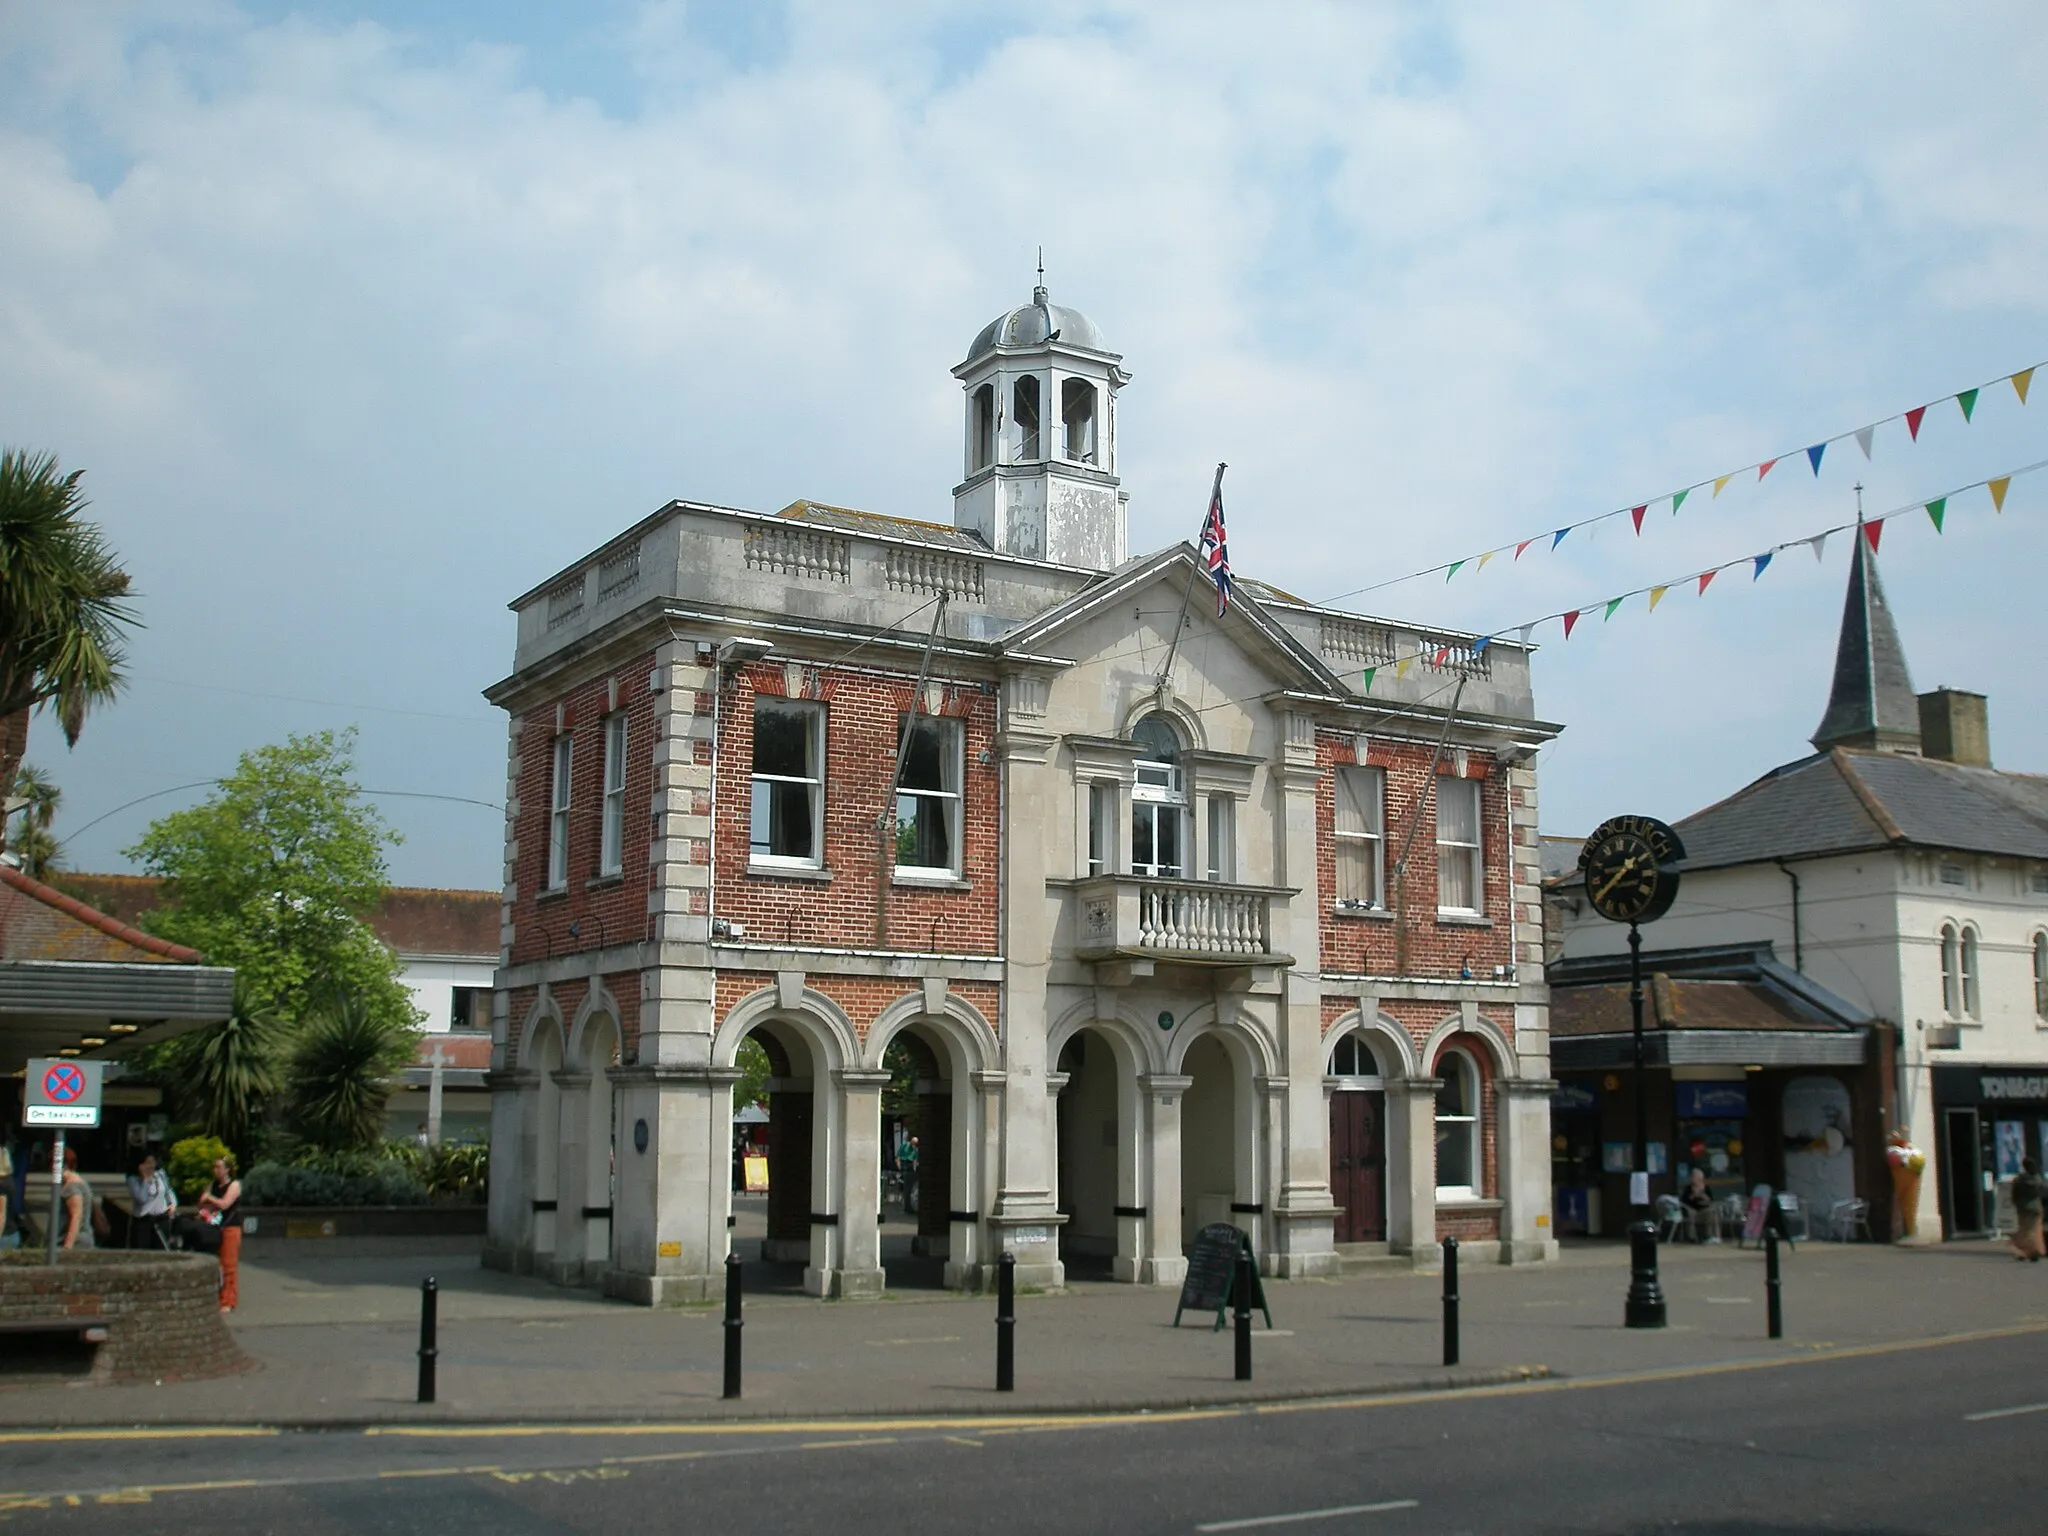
[290,989,417,1151]
[162,980,284,1156]
[6,763,61,877]
[0,449,138,834]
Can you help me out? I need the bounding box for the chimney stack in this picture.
[1917,688,1990,767]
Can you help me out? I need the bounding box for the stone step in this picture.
[1334,1241,1409,1275]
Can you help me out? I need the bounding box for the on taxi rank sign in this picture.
[24,1057,103,1128]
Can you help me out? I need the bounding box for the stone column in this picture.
[1385,1076,1442,1267]
[1138,1073,1192,1286]
[484,1069,537,1274]
[604,1066,741,1305]
[830,1069,890,1299]
[954,1069,1006,1289]
[548,1070,593,1287]
[1498,1077,1560,1264]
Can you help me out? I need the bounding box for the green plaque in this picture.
[1157,1011,1174,1031]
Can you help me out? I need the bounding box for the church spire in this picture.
[1810,521,1921,755]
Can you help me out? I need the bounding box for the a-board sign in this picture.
[1173,1222,1274,1332]
[23,1058,104,1128]
[1741,1189,1771,1245]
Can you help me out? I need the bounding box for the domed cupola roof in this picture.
[964,284,1111,364]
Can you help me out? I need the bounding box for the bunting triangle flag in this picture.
[1516,624,1534,646]
[1713,474,1733,498]
[1925,498,1946,532]
[1753,552,1773,580]
[1551,528,1570,550]
[1905,405,1927,440]
[1648,585,1668,612]
[1562,610,1581,639]
[1697,570,1717,595]
[1446,560,1465,581]
[1855,426,1874,459]
[1864,520,1883,552]
[1631,504,1647,534]
[1603,596,1625,621]
[1758,458,1778,480]
[1990,476,2011,512]
[1472,636,1491,654]
[1809,531,1829,562]
[1432,647,1451,669]
[1515,538,1535,560]
[1396,655,1414,680]
[1478,549,1497,570]
[1671,488,1689,514]
[1807,443,1826,476]
[1958,388,1979,423]
[1359,667,1377,692]
[2014,368,2034,406]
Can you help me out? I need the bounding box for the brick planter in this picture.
[0,1251,252,1385]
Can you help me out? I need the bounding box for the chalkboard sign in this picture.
[1173,1223,1274,1331]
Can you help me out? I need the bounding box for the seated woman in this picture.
[1679,1167,1716,1242]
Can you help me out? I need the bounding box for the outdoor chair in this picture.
[1654,1194,1689,1243]
[1774,1191,1809,1243]
[1825,1197,1872,1242]
[1715,1193,1747,1242]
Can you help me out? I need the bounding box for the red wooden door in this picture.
[1330,1091,1386,1243]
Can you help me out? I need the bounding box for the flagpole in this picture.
[1158,462,1226,693]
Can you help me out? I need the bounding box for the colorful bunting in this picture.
[1551,528,1570,550]
[1807,443,1826,476]
[1906,405,1927,440]
[1991,477,2011,512]
[1446,560,1465,581]
[1472,636,1491,654]
[1808,531,1829,562]
[1713,474,1733,498]
[1515,538,1535,560]
[1631,505,1647,534]
[1671,489,1689,514]
[1603,597,1625,621]
[1396,656,1414,680]
[2015,368,2034,406]
[1855,426,1874,459]
[1698,570,1717,595]
[1516,625,1534,646]
[1432,647,1451,669]
[1359,667,1376,692]
[1562,610,1581,639]
[1958,388,1979,422]
[1925,498,1946,533]
[1758,458,1778,481]
[1478,550,1497,570]
[1752,552,1773,580]
[1864,520,1883,552]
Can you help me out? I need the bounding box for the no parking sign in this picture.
[23,1057,104,1128]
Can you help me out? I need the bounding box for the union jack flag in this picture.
[1198,472,1231,617]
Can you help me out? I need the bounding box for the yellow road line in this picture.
[0,1427,278,1447]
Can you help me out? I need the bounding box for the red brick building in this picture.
[484,285,1561,1302]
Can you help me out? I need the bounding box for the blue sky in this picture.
[3,3,2046,888]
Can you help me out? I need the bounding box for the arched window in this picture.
[1012,375,1042,461]
[1434,1048,1480,1197]
[2034,933,2048,1019]
[970,383,995,471]
[1961,926,1981,1019]
[1940,923,1962,1017]
[1331,1032,1383,1079]
[1061,378,1097,463]
[1129,714,1186,878]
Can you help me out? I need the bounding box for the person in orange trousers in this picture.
[198,1155,245,1311]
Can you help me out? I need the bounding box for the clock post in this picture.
[1576,816,1686,1331]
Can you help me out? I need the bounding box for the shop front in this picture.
[1930,1066,2048,1238]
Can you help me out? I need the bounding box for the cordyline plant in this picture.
[290,988,418,1152]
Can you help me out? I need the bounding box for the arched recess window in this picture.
[970,383,995,471]
[1434,1048,1480,1197]
[1012,375,1042,461]
[1061,378,1097,463]
[2034,933,2048,1019]
[1940,923,1962,1017]
[1331,1032,1383,1079]
[1961,926,1981,1019]
[1130,714,1186,878]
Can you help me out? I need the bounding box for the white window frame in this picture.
[750,699,825,869]
[1434,1047,1481,1198]
[2034,933,2048,1020]
[1961,925,1981,1019]
[1130,716,1187,879]
[1435,776,1484,916]
[1335,765,1386,908]
[1205,794,1235,883]
[1940,923,1962,1018]
[599,711,627,877]
[1086,782,1116,878]
[895,714,964,880]
[1330,1032,1383,1082]
[547,734,572,891]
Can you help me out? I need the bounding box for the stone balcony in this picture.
[1070,876,1294,975]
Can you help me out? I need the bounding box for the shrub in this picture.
[240,1151,427,1208]
[167,1136,233,1201]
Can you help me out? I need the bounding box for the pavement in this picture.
[3,1225,2045,1428]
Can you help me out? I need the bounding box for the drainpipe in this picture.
[1774,858,1803,973]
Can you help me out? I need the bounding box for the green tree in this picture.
[0,450,137,823]
[157,980,284,1157]
[290,989,417,1151]
[126,729,417,1029]
[5,762,60,877]
[735,1036,772,1111]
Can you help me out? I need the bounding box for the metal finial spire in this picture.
[1853,481,1864,522]
[1034,245,1047,306]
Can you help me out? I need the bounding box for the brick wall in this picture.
[1313,730,1514,981]
[716,969,1001,1049]
[712,661,1001,954]
[0,1252,252,1384]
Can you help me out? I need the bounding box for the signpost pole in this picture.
[1232,1249,1253,1382]
[995,1252,1015,1392]
[45,1128,65,1263]
[1624,922,1666,1328]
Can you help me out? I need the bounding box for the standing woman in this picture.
[0,1145,17,1251]
[2011,1157,2046,1262]
[126,1153,176,1249]
[198,1155,244,1311]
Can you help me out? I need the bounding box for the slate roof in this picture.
[775,500,991,553]
[1811,532,1920,753]
[54,874,501,960]
[0,864,203,965]
[1668,748,2048,872]
[1547,941,1872,1038]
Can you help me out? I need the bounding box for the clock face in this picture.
[1578,815,1686,925]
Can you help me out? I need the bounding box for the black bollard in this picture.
[995,1251,1015,1392]
[417,1276,438,1404]
[1233,1250,1253,1382]
[722,1250,744,1400]
[1442,1235,1460,1367]
[1624,1219,1667,1328]
[1765,1228,1783,1340]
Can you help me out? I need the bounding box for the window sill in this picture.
[585,873,625,891]
[1434,1195,1502,1211]
[535,886,570,905]
[1436,912,1492,928]
[748,861,832,883]
[1332,904,1394,922]
[894,873,971,892]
